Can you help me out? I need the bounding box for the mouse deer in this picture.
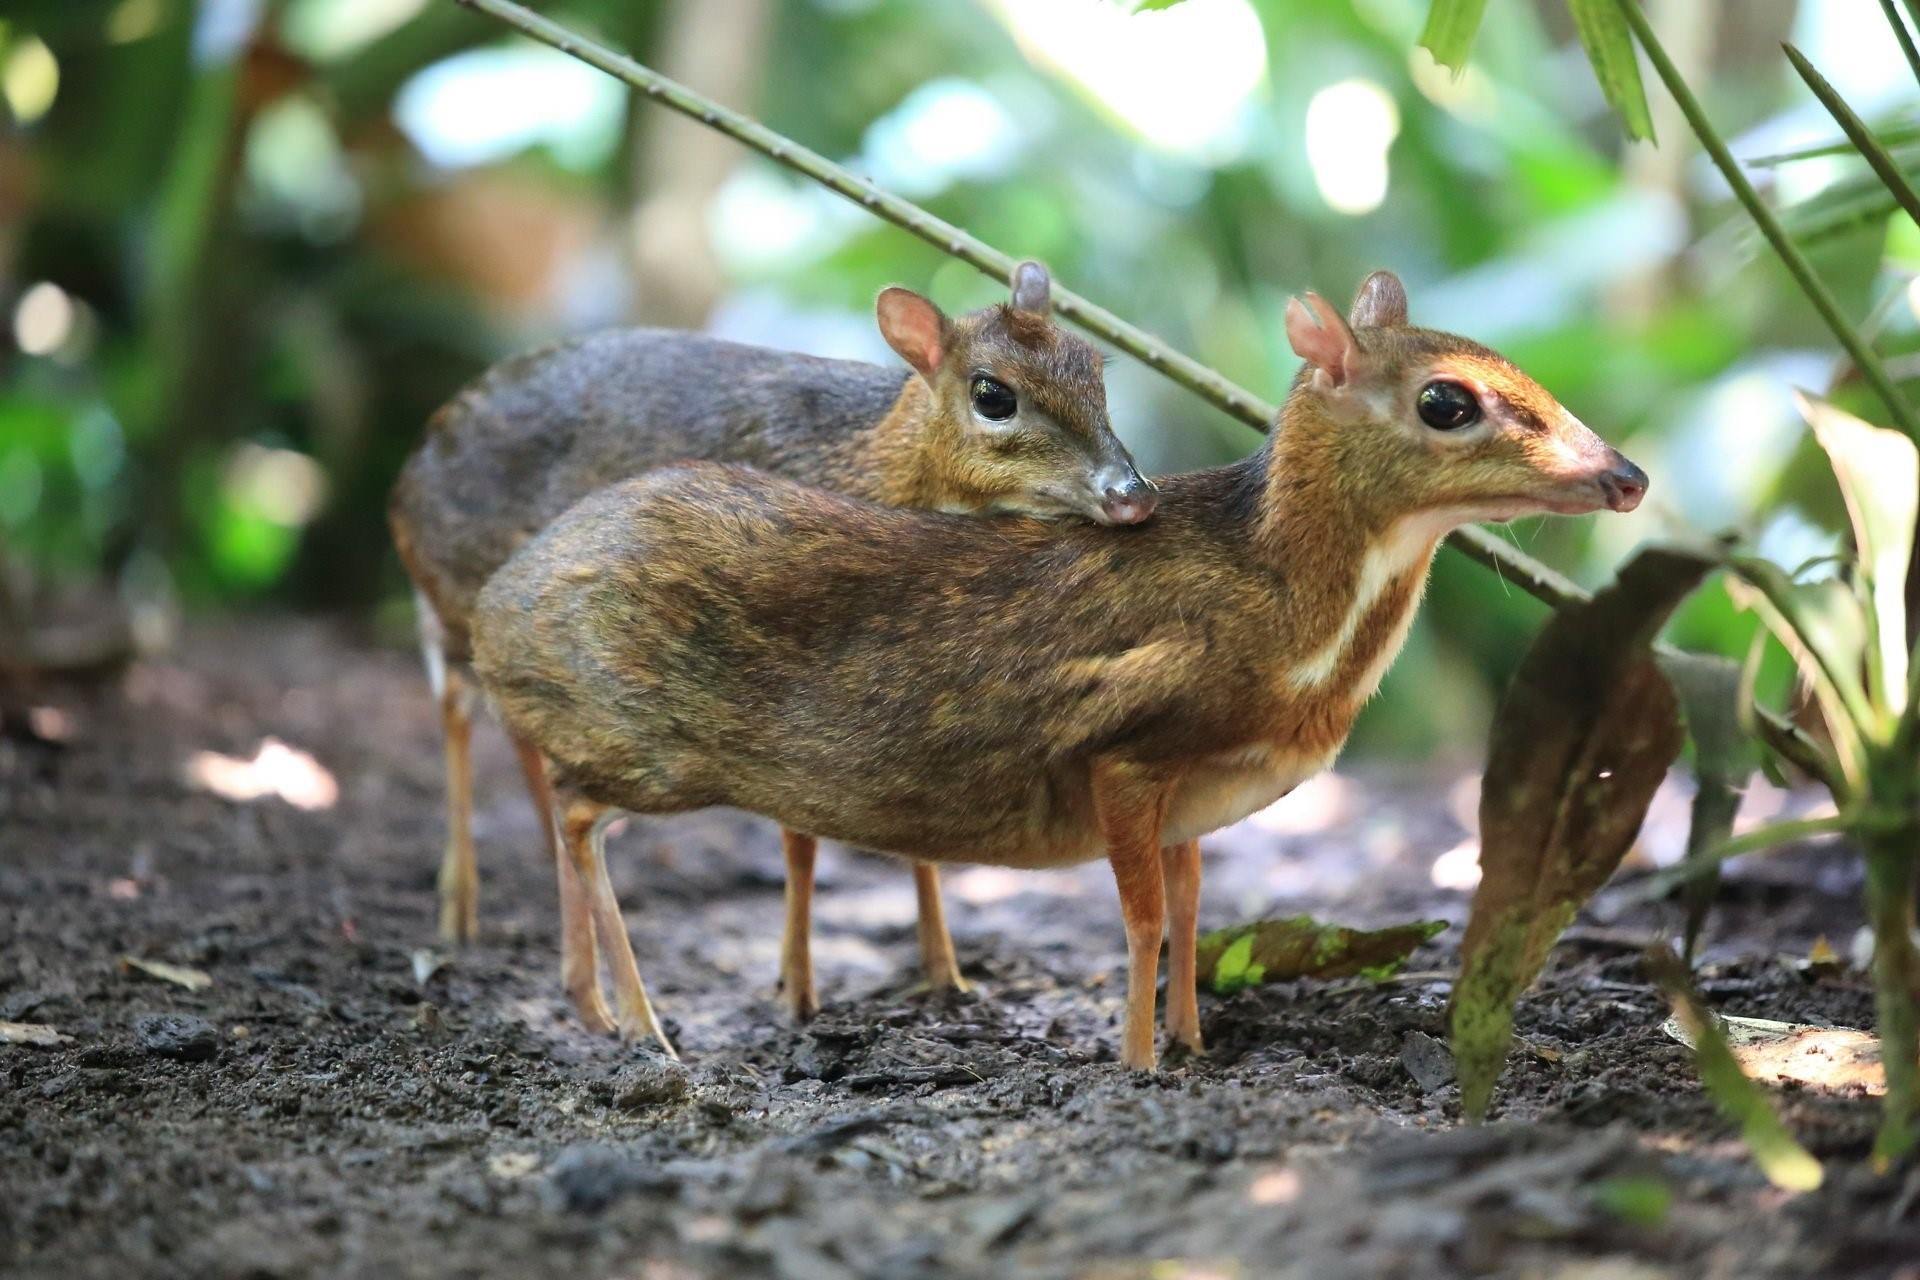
[390,263,1152,1034]
[471,270,1647,1065]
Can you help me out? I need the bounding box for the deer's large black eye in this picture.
[970,376,1017,422]
[1417,380,1480,431]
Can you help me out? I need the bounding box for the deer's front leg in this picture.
[1161,840,1203,1054]
[1093,760,1173,1071]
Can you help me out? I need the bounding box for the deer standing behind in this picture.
[390,263,1153,1039]
[472,271,1648,1066]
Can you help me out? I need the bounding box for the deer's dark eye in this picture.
[970,376,1017,422]
[1417,380,1480,431]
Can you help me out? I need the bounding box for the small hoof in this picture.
[615,1012,679,1061]
[570,996,617,1037]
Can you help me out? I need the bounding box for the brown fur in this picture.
[471,274,1646,1067]
[392,293,1140,662]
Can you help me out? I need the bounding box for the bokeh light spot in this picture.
[13,282,75,356]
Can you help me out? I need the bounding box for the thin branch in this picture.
[1614,0,1920,445]
[451,0,1274,431]
[450,0,1830,781]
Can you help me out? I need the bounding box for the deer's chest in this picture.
[1162,741,1335,845]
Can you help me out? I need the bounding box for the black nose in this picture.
[1100,474,1157,525]
[1598,458,1648,513]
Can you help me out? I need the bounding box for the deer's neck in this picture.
[859,377,975,511]
[1252,401,1449,708]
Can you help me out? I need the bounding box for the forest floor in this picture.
[2,618,1915,1280]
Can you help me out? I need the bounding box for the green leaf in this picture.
[1452,544,1710,1120]
[1592,1176,1673,1228]
[1647,946,1824,1192]
[1797,392,1918,715]
[1568,0,1655,142]
[1129,0,1190,10]
[1195,916,1445,995]
[1418,0,1491,73]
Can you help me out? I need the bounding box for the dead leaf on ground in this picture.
[1661,1012,1883,1096]
[120,955,212,992]
[0,1020,73,1047]
[1196,915,1446,994]
[1452,544,1715,1121]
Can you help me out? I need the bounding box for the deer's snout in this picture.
[1098,470,1158,525]
[1596,454,1648,513]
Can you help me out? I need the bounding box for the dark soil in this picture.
[2,619,1913,1279]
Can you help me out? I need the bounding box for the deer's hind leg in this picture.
[419,604,480,945]
[559,795,676,1057]
[779,829,820,1021]
[912,863,969,993]
[1093,761,1173,1071]
[513,737,614,1034]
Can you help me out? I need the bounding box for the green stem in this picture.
[1867,835,1920,1169]
[1624,811,1855,903]
[1784,44,1920,232]
[1615,0,1920,444]
[1884,0,1920,91]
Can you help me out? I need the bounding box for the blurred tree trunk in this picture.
[624,0,772,328]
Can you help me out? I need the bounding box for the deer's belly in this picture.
[1162,743,1333,846]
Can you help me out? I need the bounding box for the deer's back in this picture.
[390,330,910,656]
[473,462,1295,866]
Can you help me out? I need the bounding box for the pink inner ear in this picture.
[876,288,945,380]
[1284,292,1357,385]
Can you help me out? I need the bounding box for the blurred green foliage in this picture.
[2,0,1913,756]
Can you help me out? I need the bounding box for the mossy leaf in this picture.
[1197,915,1445,996]
[1452,544,1712,1120]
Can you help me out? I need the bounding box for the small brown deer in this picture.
[471,271,1647,1066]
[390,263,1151,1034]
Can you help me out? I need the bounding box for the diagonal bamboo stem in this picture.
[1614,0,1920,444]
[1784,43,1920,234]
[1881,0,1920,92]
[449,0,1826,774]
[452,0,1273,430]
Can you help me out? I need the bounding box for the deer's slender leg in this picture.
[513,738,613,1033]
[1161,839,1204,1054]
[560,796,676,1058]
[779,829,820,1021]
[1094,761,1172,1071]
[912,862,969,993]
[434,666,479,945]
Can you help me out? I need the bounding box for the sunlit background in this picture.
[3,0,1916,758]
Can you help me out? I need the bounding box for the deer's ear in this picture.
[876,287,949,382]
[1286,291,1362,387]
[1010,260,1052,316]
[1349,270,1408,329]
